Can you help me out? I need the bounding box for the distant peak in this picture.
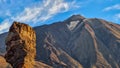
[69,14,85,20]
[71,14,85,18]
[65,14,85,22]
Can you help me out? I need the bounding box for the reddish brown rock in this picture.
[0,56,12,68]
[5,22,36,68]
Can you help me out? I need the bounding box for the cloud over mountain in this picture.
[0,0,79,34]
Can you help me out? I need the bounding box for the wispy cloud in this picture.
[13,0,79,23]
[0,20,11,34]
[114,13,120,22]
[103,4,120,11]
[115,13,120,18]
[0,0,79,34]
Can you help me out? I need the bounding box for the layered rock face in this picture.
[34,15,120,68]
[0,15,120,68]
[5,22,36,68]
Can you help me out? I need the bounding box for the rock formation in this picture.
[0,14,120,68]
[5,22,36,68]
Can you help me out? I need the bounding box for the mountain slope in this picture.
[0,15,120,68]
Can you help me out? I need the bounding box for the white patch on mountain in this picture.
[67,20,79,30]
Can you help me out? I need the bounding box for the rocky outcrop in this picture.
[5,22,36,68]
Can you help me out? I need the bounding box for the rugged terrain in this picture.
[0,15,120,68]
[5,22,36,68]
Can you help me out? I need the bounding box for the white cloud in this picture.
[114,13,120,21]
[13,0,79,23]
[0,20,11,34]
[103,4,120,11]
[0,0,79,34]
[116,13,120,18]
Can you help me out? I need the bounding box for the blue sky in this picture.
[0,0,120,34]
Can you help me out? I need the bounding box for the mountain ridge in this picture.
[0,14,120,68]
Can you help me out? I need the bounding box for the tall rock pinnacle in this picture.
[5,22,36,68]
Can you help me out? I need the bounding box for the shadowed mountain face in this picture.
[0,15,120,68]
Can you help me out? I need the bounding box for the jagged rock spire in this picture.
[5,21,36,68]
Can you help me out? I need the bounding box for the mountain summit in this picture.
[65,14,85,21]
[0,15,120,68]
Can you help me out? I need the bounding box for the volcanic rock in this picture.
[5,22,36,68]
[34,15,120,68]
[0,14,120,68]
